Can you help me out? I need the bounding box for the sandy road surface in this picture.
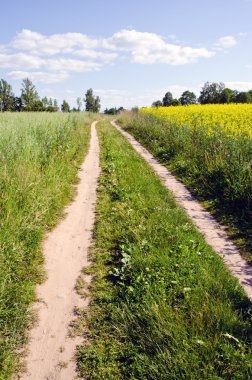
[112,120,252,301]
[20,121,100,380]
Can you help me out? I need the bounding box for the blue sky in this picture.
[1,0,252,110]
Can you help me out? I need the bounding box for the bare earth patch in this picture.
[20,121,100,380]
[112,120,252,301]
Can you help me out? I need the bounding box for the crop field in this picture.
[77,121,252,379]
[1,112,252,379]
[0,112,92,378]
[120,105,252,258]
[142,104,252,138]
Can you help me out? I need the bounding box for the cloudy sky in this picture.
[1,0,252,110]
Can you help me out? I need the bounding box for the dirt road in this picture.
[20,117,252,379]
[112,120,252,301]
[21,121,100,380]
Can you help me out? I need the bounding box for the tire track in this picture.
[112,120,252,301]
[21,121,100,379]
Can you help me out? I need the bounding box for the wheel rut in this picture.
[20,121,100,380]
[112,120,252,301]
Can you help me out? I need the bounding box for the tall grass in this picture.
[0,112,92,379]
[77,121,252,379]
[119,110,252,259]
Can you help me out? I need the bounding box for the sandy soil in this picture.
[20,121,100,380]
[112,120,252,301]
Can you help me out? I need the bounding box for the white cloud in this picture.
[73,49,117,62]
[104,29,214,65]
[0,53,44,70]
[0,52,102,83]
[0,28,218,85]
[104,29,165,51]
[216,35,237,49]
[2,29,117,83]
[132,45,213,65]
[46,58,101,72]
[7,70,69,83]
[12,29,98,55]
[224,81,252,91]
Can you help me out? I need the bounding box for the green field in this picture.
[119,110,252,260]
[77,121,252,379]
[1,114,252,379]
[0,112,92,378]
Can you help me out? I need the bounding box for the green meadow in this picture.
[0,112,92,378]
[77,121,252,379]
[119,110,252,260]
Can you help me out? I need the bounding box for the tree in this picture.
[32,100,44,111]
[171,99,181,106]
[53,99,59,111]
[152,100,163,108]
[219,88,234,104]
[104,107,117,115]
[42,96,49,107]
[162,92,173,106]
[84,89,94,111]
[0,79,15,111]
[61,100,70,112]
[117,106,125,113]
[179,91,197,105]
[13,97,23,112]
[198,82,225,104]
[93,96,101,113]
[76,97,82,111]
[21,78,39,110]
[84,89,101,113]
[104,106,126,115]
[234,91,252,103]
[231,90,239,103]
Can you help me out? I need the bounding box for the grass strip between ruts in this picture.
[77,120,252,379]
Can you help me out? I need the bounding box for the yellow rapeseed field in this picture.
[141,104,252,138]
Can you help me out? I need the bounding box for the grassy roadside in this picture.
[77,121,252,379]
[0,113,93,379]
[118,112,252,261]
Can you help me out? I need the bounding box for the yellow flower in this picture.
[141,104,252,138]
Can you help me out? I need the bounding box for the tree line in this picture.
[152,82,252,107]
[0,78,101,113]
[104,106,125,115]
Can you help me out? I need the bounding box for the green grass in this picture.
[118,112,252,260]
[77,121,252,379]
[0,112,94,379]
